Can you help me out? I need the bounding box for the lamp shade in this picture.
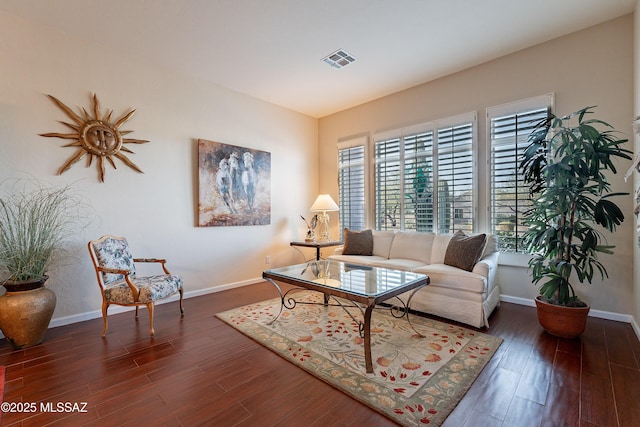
[309,194,339,212]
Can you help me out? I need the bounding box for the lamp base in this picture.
[316,211,330,241]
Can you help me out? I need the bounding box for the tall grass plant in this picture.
[0,180,86,283]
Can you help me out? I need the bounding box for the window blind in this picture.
[403,131,434,232]
[338,137,367,234]
[372,113,475,232]
[374,137,402,230]
[437,123,474,233]
[488,95,552,252]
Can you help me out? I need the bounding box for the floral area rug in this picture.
[216,291,502,426]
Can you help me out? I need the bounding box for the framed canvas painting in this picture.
[198,139,271,226]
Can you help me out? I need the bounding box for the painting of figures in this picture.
[198,139,271,226]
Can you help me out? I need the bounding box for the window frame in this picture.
[434,113,478,234]
[335,96,555,259]
[486,93,554,254]
[373,122,434,231]
[337,135,369,237]
[371,112,477,233]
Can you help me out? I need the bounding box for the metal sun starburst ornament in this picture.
[40,94,149,182]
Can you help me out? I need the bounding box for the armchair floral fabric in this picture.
[104,274,182,305]
[88,235,184,336]
[92,236,137,285]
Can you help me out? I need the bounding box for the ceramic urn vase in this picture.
[0,277,56,349]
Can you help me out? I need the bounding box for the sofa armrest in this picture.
[472,251,500,290]
[333,246,344,255]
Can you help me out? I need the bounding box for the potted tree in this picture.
[519,106,632,338]
[0,180,83,349]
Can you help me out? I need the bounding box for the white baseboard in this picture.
[632,317,640,341]
[500,295,536,308]
[500,294,640,341]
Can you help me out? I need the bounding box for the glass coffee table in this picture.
[262,260,430,373]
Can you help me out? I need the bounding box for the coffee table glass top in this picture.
[263,260,427,298]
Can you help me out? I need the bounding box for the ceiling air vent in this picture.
[322,49,356,69]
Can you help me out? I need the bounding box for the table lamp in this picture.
[309,194,339,241]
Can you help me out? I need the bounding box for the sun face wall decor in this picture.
[40,94,149,182]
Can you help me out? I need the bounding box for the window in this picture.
[436,121,474,233]
[337,136,367,235]
[373,113,476,232]
[404,130,435,232]
[336,96,555,255]
[374,124,433,231]
[488,94,553,252]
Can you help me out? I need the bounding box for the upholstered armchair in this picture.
[88,235,184,336]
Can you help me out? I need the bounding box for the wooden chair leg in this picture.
[147,303,155,336]
[179,288,184,315]
[101,302,109,337]
[135,306,139,318]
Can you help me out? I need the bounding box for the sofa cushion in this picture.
[372,230,396,258]
[328,254,388,267]
[430,234,453,264]
[412,264,487,294]
[342,228,373,255]
[481,233,499,258]
[388,232,434,264]
[443,231,487,272]
[370,258,428,271]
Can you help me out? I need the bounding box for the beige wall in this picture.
[319,15,636,316]
[0,10,318,325]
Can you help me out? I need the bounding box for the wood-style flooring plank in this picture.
[581,371,617,426]
[469,367,520,420]
[606,322,640,369]
[550,351,581,392]
[502,395,544,427]
[441,381,483,427]
[514,354,552,404]
[610,364,640,426]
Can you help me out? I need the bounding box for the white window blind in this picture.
[373,113,476,232]
[338,136,367,234]
[403,131,434,232]
[437,121,474,233]
[375,135,403,230]
[488,94,553,252]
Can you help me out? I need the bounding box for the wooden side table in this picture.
[289,240,343,261]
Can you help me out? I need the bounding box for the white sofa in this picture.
[328,230,500,328]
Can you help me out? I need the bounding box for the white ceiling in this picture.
[0,0,636,118]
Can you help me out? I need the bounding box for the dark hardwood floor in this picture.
[0,282,639,426]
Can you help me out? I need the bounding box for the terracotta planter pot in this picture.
[535,296,590,339]
[0,277,56,349]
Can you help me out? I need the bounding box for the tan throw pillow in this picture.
[342,228,373,256]
[443,230,487,272]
